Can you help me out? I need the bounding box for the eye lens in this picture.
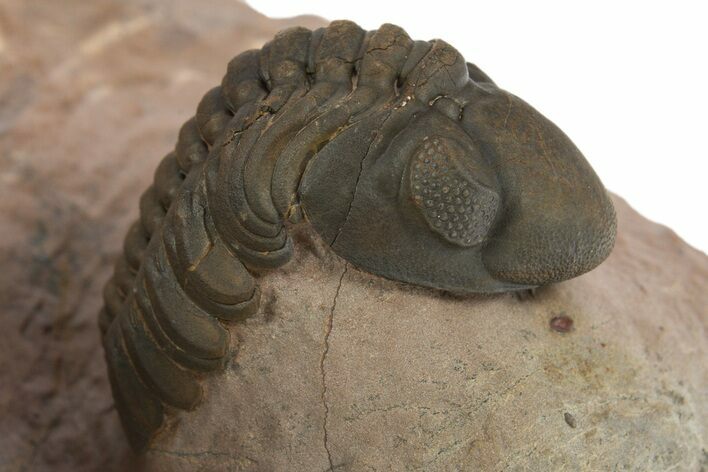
[410,136,500,247]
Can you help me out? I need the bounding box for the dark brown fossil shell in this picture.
[99,20,616,451]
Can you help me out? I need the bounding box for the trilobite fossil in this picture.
[99,21,616,451]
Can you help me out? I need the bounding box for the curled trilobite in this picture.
[99,21,616,451]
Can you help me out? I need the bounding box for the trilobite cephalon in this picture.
[99,21,616,451]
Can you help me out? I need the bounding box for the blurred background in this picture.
[248,0,708,253]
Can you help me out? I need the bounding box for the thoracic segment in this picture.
[100,21,471,452]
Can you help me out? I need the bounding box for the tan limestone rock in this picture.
[144,199,707,471]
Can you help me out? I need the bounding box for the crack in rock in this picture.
[320,262,348,471]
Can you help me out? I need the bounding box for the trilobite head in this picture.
[301,59,615,294]
[456,77,617,288]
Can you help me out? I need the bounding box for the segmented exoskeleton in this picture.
[100,21,616,452]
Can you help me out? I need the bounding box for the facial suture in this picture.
[99,21,616,451]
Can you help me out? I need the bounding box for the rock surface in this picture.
[144,207,707,471]
[0,1,706,471]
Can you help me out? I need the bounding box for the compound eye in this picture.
[409,136,500,247]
